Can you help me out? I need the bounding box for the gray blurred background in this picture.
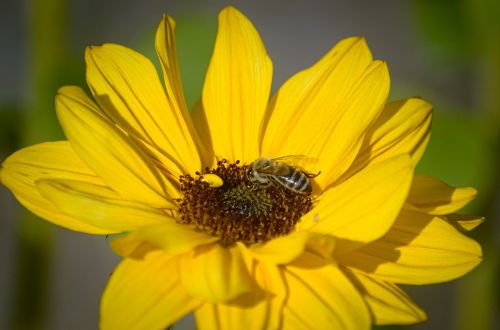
[1,0,498,329]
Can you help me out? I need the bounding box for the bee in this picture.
[248,156,320,194]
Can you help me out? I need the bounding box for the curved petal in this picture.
[262,37,390,189]
[281,253,370,330]
[344,269,427,325]
[86,43,201,176]
[250,231,335,265]
[195,291,281,330]
[191,100,214,166]
[0,141,109,234]
[155,15,213,168]
[297,154,413,245]
[100,251,202,330]
[407,175,477,215]
[194,304,220,330]
[155,15,188,120]
[56,86,177,208]
[110,222,219,257]
[443,214,484,232]
[337,209,482,284]
[202,6,273,163]
[343,98,432,179]
[179,243,254,302]
[36,179,168,232]
[195,262,285,330]
[193,262,297,330]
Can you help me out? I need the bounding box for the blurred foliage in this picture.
[414,0,471,62]
[9,0,70,329]
[0,105,22,156]
[414,0,500,330]
[176,15,216,108]
[416,108,495,207]
[414,0,500,61]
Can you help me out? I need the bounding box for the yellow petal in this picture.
[36,179,168,233]
[343,98,432,179]
[262,37,389,189]
[338,209,482,284]
[86,43,202,176]
[109,238,157,260]
[298,154,413,245]
[194,304,220,330]
[110,222,219,257]
[155,15,188,119]
[195,299,278,330]
[191,100,214,166]
[0,141,109,234]
[194,263,292,330]
[56,86,177,208]
[195,261,287,330]
[194,263,280,330]
[344,269,427,325]
[100,251,201,330]
[250,231,335,265]
[179,243,254,302]
[443,213,484,231]
[282,253,370,329]
[202,6,273,163]
[155,15,213,169]
[407,175,477,215]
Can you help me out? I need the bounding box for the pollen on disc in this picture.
[201,173,224,188]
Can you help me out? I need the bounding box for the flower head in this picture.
[1,6,482,329]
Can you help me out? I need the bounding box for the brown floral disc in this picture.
[177,160,313,246]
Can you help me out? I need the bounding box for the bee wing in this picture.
[258,165,294,176]
[271,155,319,172]
[273,155,318,163]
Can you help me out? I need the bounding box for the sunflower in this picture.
[1,6,482,329]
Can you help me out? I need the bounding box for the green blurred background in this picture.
[0,0,498,329]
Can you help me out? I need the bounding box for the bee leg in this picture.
[305,171,321,178]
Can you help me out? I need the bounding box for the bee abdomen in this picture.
[275,169,312,193]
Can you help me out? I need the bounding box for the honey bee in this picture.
[248,156,320,194]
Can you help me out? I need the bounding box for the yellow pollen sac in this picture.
[201,173,224,188]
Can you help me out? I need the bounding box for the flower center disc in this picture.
[177,160,313,245]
